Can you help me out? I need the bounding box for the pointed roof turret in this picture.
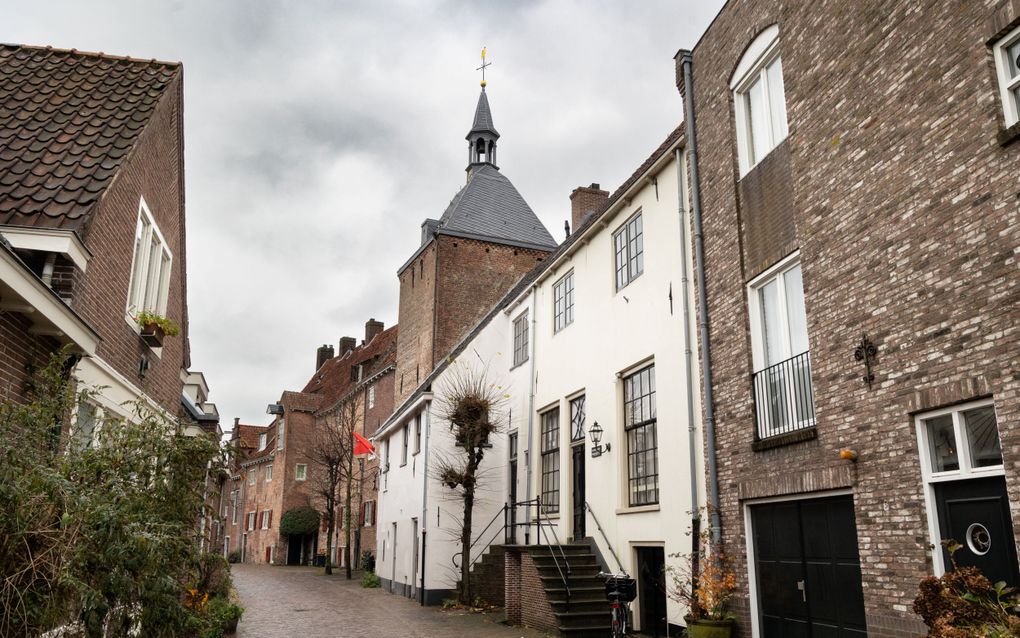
[467,88,499,139]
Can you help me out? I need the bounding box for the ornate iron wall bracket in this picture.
[854,333,878,389]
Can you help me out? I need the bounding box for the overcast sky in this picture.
[6,0,724,430]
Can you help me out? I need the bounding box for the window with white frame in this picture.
[613,212,643,290]
[747,256,814,439]
[918,401,1002,476]
[368,384,375,409]
[258,433,267,451]
[231,490,238,525]
[400,424,409,466]
[247,511,256,531]
[363,500,375,527]
[382,440,390,490]
[553,270,575,332]
[260,510,271,530]
[72,401,99,450]
[265,464,273,482]
[993,24,1020,127]
[512,312,529,367]
[413,413,422,454]
[126,198,172,317]
[247,470,255,486]
[624,365,658,506]
[732,25,789,175]
[295,463,307,481]
[277,418,285,451]
[540,408,560,514]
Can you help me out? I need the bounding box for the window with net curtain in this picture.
[732,25,789,176]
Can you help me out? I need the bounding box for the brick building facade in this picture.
[678,1,1020,635]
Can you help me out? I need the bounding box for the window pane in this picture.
[157,251,171,314]
[766,56,789,142]
[926,414,959,472]
[128,219,146,309]
[759,278,784,365]
[784,265,808,355]
[747,76,769,164]
[963,406,1002,468]
[1007,38,1020,78]
[144,237,161,311]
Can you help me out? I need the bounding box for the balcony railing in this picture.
[752,350,816,440]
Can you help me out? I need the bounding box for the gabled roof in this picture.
[466,88,498,138]
[302,325,398,409]
[436,164,556,250]
[0,44,180,230]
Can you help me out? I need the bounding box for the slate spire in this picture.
[466,88,499,169]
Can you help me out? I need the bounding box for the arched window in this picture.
[731,25,789,176]
[475,137,487,163]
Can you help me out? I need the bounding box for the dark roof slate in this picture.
[0,44,180,230]
[437,164,556,250]
[467,88,498,138]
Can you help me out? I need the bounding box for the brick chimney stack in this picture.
[339,336,357,356]
[231,417,239,440]
[569,183,610,234]
[365,318,384,344]
[316,344,335,370]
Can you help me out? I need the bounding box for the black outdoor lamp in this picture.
[589,420,610,458]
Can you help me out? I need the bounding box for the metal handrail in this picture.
[752,350,816,440]
[452,503,509,570]
[533,496,571,608]
[585,501,625,574]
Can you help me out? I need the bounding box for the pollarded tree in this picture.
[306,393,361,577]
[433,366,504,604]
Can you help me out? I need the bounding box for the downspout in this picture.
[681,49,722,545]
[420,406,431,605]
[523,284,538,545]
[675,148,700,529]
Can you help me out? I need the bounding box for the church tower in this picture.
[394,63,557,404]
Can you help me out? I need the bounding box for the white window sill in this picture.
[615,504,660,515]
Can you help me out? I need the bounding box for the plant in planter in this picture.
[135,310,181,348]
[667,517,737,638]
[913,541,1020,637]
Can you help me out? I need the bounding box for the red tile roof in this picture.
[302,325,398,405]
[0,44,180,230]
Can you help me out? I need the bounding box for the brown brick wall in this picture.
[689,1,1020,636]
[504,548,558,633]
[72,74,187,413]
[395,243,437,403]
[0,310,61,404]
[433,235,546,368]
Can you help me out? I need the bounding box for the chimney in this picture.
[231,417,240,440]
[569,183,610,234]
[316,344,334,370]
[365,318,384,344]
[339,336,357,356]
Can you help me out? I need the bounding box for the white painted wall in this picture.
[525,148,704,629]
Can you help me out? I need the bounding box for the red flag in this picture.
[354,431,375,456]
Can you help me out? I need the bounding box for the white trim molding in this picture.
[993,23,1020,127]
[0,226,92,271]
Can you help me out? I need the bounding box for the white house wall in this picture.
[527,150,705,629]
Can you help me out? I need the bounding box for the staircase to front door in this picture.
[526,543,612,637]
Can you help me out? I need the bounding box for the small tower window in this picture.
[475,138,487,163]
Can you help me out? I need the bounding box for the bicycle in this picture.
[599,571,637,637]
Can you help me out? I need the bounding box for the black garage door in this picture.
[751,495,867,638]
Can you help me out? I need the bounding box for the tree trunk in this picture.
[344,444,354,580]
[324,495,334,575]
[459,449,481,604]
[355,457,364,570]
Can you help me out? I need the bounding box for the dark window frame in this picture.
[613,212,644,291]
[624,365,658,506]
[570,395,586,442]
[513,311,530,367]
[553,270,575,332]
[540,408,560,514]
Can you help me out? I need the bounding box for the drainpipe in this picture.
[680,49,722,545]
[523,285,538,545]
[675,148,700,531]
[420,406,431,605]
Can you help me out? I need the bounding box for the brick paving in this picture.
[232,564,550,638]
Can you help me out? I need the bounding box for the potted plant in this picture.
[667,516,737,638]
[134,311,180,348]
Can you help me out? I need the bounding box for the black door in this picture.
[751,495,867,638]
[287,535,301,565]
[508,433,518,542]
[636,547,666,637]
[934,476,1019,586]
[572,444,586,540]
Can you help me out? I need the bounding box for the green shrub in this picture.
[200,596,243,638]
[361,571,381,588]
[361,550,376,573]
[227,550,241,564]
[279,505,320,537]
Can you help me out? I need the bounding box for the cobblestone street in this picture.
[232,564,548,638]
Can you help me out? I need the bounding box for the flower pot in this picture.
[139,322,165,348]
[686,618,734,638]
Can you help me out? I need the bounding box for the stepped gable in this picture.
[302,325,398,402]
[436,164,556,250]
[0,44,180,230]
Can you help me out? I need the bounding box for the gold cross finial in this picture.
[476,47,491,88]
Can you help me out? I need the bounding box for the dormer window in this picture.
[258,433,267,451]
[126,197,172,317]
[732,25,789,176]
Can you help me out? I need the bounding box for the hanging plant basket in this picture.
[140,322,165,348]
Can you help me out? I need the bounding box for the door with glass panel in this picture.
[752,261,815,438]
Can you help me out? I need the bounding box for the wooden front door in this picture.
[751,495,867,637]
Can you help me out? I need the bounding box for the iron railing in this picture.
[584,501,624,574]
[752,350,816,440]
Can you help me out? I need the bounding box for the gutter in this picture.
[680,49,722,544]
[522,283,538,543]
[675,148,700,533]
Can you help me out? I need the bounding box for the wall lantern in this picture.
[589,420,610,458]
